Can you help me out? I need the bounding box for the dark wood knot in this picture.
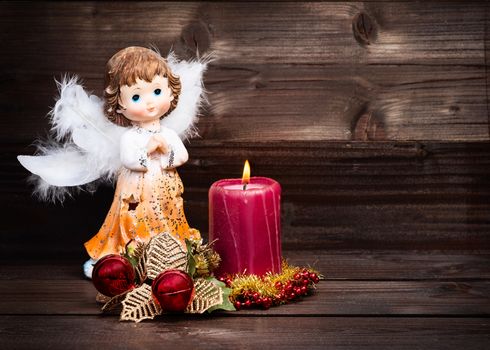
[352,12,377,46]
[352,112,386,141]
[181,21,211,54]
[449,105,460,114]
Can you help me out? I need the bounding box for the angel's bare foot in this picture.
[83,258,97,279]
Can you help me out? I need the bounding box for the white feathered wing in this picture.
[18,55,208,202]
[162,54,208,139]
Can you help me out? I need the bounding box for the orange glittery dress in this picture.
[84,126,200,260]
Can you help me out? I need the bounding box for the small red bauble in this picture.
[151,269,194,313]
[310,273,319,283]
[92,254,135,297]
[261,300,271,310]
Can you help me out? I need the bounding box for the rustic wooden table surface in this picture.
[1,249,489,349]
[1,1,490,348]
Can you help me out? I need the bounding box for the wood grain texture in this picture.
[1,255,488,348]
[0,1,488,143]
[3,251,489,281]
[184,141,490,250]
[1,278,489,316]
[203,64,488,142]
[485,0,490,137]
[1,3,489,349]
[4,141,490,256]
[0,316,488,350]
[284,250,490,281]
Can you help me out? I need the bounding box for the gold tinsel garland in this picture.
[223,261,322,310]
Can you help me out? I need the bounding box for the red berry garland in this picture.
[224,263,321,310]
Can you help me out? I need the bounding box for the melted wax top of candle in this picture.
[215,177,276,191]
[223,183,264,190]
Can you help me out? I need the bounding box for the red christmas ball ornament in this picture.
[151,269,194,313]
[92,254,135,297]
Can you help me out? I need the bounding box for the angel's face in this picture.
[117,74,174,124]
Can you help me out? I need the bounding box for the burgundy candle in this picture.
[209,162,282,276]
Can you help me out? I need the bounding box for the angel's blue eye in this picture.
[132,95,140,102]
[154,89,161,96]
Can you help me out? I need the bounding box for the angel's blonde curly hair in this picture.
[104,46,181,127]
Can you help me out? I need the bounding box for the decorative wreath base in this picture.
[95,233,233,322]
[92,232,321,322]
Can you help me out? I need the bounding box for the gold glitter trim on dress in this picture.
[85,165,200,260]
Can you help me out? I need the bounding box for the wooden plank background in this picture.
[1,2,489,142]
[1,2,490,349]
[4,141,490,258]
[0,1,489,258]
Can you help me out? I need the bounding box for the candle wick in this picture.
[243,183,247,190]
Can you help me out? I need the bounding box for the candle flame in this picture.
[242,160,250,184]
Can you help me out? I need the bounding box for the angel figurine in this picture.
[18,46,207,278]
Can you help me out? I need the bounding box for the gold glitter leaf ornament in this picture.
[145,232,188,279]
[133,242,148,284]
[101,290,131,312]
[186,278,223,314]
[120,284,162,322]
[99,232,234,322]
